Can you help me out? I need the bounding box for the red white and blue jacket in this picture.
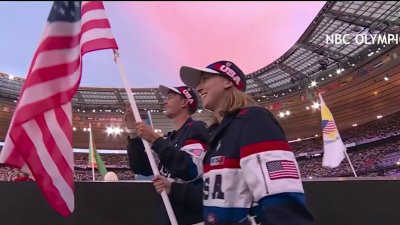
[203,106,314,225]
[127,117,209,225]
[127,117,208,181]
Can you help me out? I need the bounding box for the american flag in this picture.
[319,93,346,168]
[0,1,118,217]
[266,160,299,180]
[322,120,337,134]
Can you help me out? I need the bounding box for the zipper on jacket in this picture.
[257,154,269,195]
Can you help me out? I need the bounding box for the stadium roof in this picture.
[247,1,400,100]
[1,1,400,148]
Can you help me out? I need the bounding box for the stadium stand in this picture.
[1,1,400,182]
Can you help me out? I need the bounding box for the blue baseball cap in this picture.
[180,60,247,92]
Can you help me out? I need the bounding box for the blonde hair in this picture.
[218,87,257,117]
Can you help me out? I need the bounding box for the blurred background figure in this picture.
[104,171,119,181]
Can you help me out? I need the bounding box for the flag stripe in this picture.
[28,58,80,87]
[36,35,80,53]
[12,82,81,127]
[270,171,299,175]
[270,175,300,180]
[0,115,29,170]
[18,68,81,109]
[61,102,72,123]
[81,38,118,54]
[21,120,74,213]
[81,1,105,15]
[45,109,74,171]
[81,1,91,8]
[270,174,299,178]
[324,126,336,129]
[31,45,80,72]
[81,28,115,45]
[0,135,26,168]
[81,18,111,33]
[35,114,73,186]
[14,123,71,216]
[82,9,108,25]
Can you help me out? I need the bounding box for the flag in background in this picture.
[319,93,346,168]
[0,1,118,216]
[88,123,108,179]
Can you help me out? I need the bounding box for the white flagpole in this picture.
[344,149,357,177]
[113,50,178,225]
[89,123,95,181]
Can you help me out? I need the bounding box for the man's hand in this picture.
[153,175,172,194]
[135,122,162,144]
[124,103,136,130]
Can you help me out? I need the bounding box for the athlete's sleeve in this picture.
[126,136,153,176]
[238,108,314,225]
[151,121,208,180]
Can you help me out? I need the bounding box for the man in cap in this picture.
[125,85,208,225]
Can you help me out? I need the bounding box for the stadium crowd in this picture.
[74,153,129,168]
[298,137,400,177]
[74,169,135,181]
[291,111,400,154]
[0,111,399,181]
